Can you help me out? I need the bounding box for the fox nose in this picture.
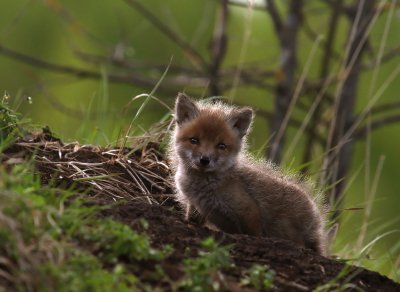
[200,155,210,166]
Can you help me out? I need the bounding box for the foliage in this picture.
[76,218,169,264]
[0,162,166,291]
[180,237,232,291]
[0,92,23,147]
[241,264,275,291]
[41,252,139,292]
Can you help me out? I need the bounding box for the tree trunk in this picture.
[266,0,303,164]
[322,0,376,221]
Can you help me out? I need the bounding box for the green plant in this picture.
[241,264,275,291]
[77,218,169,264]
[180,237,232,291]
[0,161,167,291]
[0,92,23,148]
[41,251,139,292]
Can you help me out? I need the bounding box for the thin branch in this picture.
[321,0,361,18]
[220,72,275,91]
[266,0,303,163]
[74,50,280,91]
[355,114,400,139]
[221,66,275,79]
[368,101,400,116]
[265,0,284,39]
[123,0,208,69]
[208,0,229,95]
[322,0,377,221]
[0,44,153,86]
[74,50,203,76]
[255,108,325,144]
[0,44,208,94]
[0,42,280,98]
[361,46,400,69]
[302,0,344,172]
[301,9,342,63]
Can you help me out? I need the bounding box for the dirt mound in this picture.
[2,130,399,291]
[104,202,398,291]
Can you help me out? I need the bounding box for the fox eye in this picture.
[189,137,199,145]
[217,143,226,150]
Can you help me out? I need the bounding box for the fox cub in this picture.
[169,93,327,255]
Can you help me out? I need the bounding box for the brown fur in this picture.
[169,93,327,255]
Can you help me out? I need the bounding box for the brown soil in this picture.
[2,130,399,291]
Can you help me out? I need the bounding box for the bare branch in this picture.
[0,44,208,95]
[302,0,344,173]
[355,114,400,139]
[361,46,400,69]
[368,101,400,116]
[0,44,112,79]
[322,0,377,221]
[74,50,279,91]
[255,109,325,144]
[208,0,229,95]
[74,50,202,75]
[301,9,342,63]
[123,0,208,69]
[266,0,303,163]
[265,0,284,39]
[73,49,280,93]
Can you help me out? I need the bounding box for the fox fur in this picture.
[169,93,327,255]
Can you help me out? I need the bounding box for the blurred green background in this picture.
[0,0,399,280]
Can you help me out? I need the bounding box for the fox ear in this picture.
[228,108,253,138]
[175,92,200,125]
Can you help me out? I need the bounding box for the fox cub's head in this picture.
[173,93,253,172]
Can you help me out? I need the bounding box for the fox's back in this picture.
[232,159,326,252]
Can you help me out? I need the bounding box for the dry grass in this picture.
[2,128,174,206]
